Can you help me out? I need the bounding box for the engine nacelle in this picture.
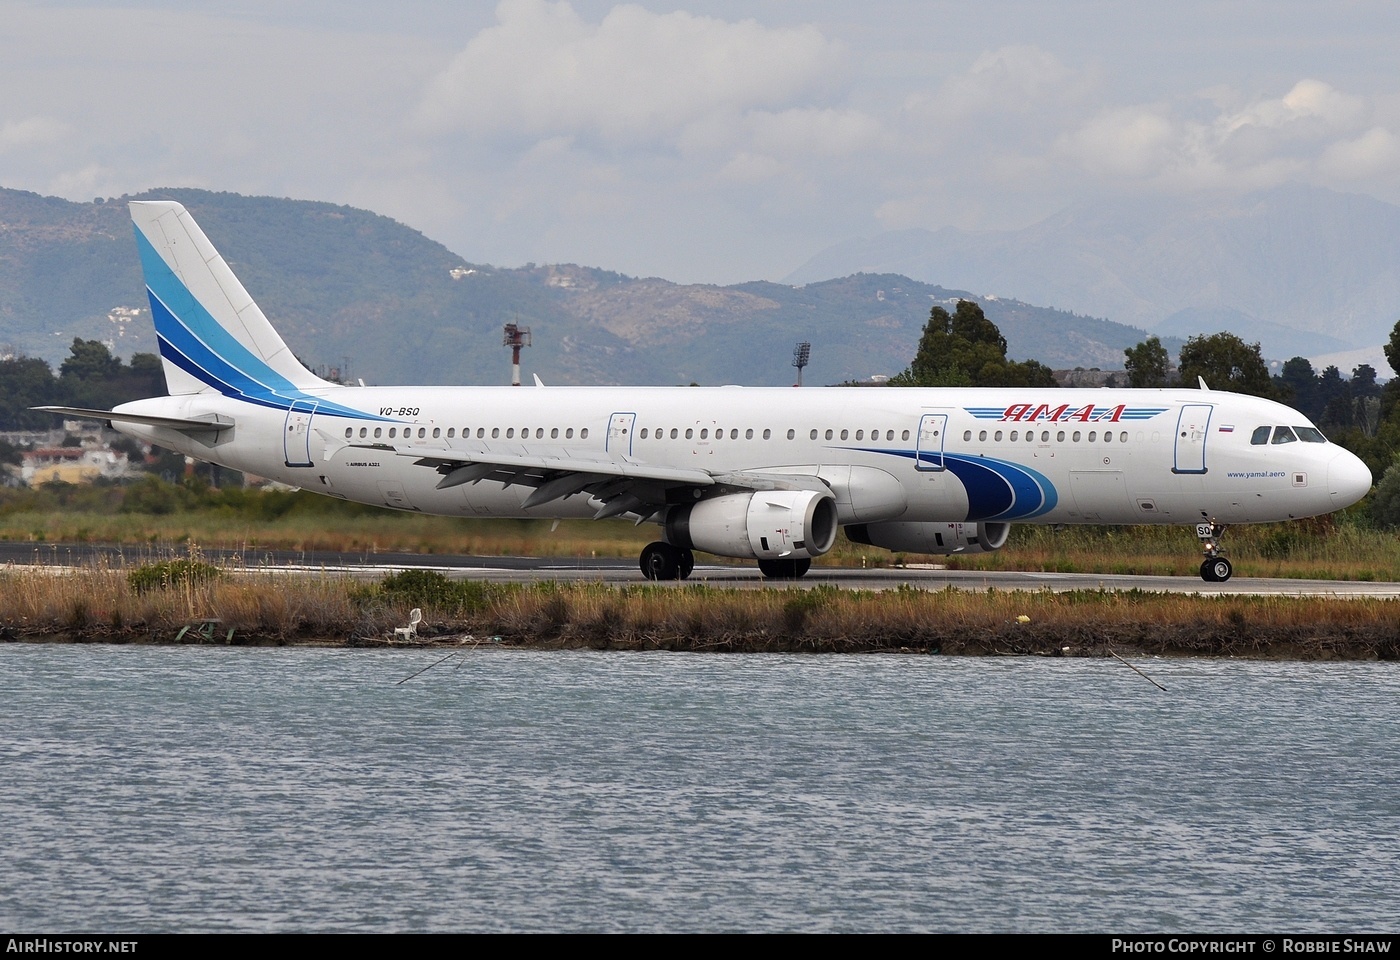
[844,521,1011,555]
[667,490,839,561]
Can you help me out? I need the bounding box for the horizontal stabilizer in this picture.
[32,405,234,434]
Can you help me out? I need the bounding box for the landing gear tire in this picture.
[757,558,812,580]
[640,541,682,581]
[1200,557,1233,583]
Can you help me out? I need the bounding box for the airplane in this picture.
[38,200,1374,583]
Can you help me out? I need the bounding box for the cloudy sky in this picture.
[3,1,1399,284]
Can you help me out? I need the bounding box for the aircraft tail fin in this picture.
[129,200,330,398]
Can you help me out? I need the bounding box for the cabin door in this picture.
[915,413,948,471]
[283,400,317,468]
[1172,403,1213,475]
[606,412,637,459]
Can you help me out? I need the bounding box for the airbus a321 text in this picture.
[39,201,1373,583]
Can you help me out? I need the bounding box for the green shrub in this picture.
[128,558,222,594]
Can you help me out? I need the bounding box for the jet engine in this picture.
[844,521,1011,555]
[666,490,839,560]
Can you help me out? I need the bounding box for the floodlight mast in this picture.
[792,341,811,386]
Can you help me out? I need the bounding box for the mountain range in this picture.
[787,184,1400,366]
[0,186,1165,388]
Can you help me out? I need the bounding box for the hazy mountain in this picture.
[0,187,1164,388]
[786,185,1400,361]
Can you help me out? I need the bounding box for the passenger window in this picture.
[1088,431,1096,442]
[432,427,440,438]
[552,428,560,439]
[1010,430,1018,441]
[787,429,795,440]
[855,430,864,441]
[478,428,486,438]
[1056,431,1065,442]
[686,428,694,439]
[580,428,588,439]
[492,428,500,438]
[447,428,455,438]
[374,427,382,439]
[763,429,770,440]
[1251,426,1270,445]
[344,428,352,438]
[670,428,678,439]
[1072,431,1080,442]
[825,429,834,440]
[359,427,367,438]
[389,428,397,438]
[1272,426,1298,444]
[746,429,754,439]
[700,429,708,439]
[840,429,849,440]
[901,430,910,441]
[418,428,426,438]
[964,430,972,441]
[978,430,987,441]
[1041,431,1049,442]
[639,428,647,439]
[506,428,514,438]
[994,431,1002,441]
[1119,432,1128,443]
[810,429,819,440]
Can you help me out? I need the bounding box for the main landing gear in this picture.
[757,558,811,579]
[1195,519,1233,582]
[639,541,695,581]
[638,543,813,581]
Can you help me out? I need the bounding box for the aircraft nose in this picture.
[1328,449,1373,510]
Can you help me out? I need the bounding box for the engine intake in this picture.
[845,521,1011,555]
[667,490,839,560]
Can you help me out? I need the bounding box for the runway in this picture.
[3,541,1397,598]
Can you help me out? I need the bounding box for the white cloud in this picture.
[1058,107,1179,179]
[1053,80,1392,193]
[906,45,1081,122]
[414,0,844,145]
[1319,127,1400,180]
[0,116,71,152]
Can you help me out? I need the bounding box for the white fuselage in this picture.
[112,384,1371,529]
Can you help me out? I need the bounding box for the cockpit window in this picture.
[1271,426,1298,444]
[1295,426,1327,443]
[1250,426,1270,445]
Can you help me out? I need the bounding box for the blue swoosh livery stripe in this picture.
[858,447,1059,521]
[135,227,387,421]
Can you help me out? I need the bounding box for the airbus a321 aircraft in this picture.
[40,201,1373,582]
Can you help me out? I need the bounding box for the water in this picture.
[1,646,1397,932]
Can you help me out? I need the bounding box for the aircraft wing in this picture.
[32,405,234,434]
[384,445,830,520]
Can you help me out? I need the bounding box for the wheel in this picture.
[677,549,694,580]
[640,542,681,581]
[1200,557,1232,582]
[757,558,812,579]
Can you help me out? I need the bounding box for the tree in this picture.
[892,300,1056,388]
[1123,336,1169,388]
[1176,332,1275,398]
[1275,356,1319,419]
[58,338,122,382]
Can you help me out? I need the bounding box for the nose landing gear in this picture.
[1196,520,1232,582]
